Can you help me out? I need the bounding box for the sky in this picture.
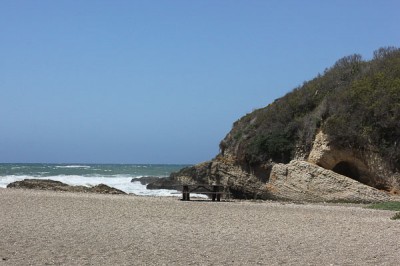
[1,0,399,164]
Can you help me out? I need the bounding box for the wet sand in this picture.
[1,188,399,265]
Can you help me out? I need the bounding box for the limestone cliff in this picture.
[152,47,400,202]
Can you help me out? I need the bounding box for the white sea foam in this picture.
[54,165,91,169]
[0,175,28,188]
[11,166,28,170]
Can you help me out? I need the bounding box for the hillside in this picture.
[221,47,400,170]
[152,47,400,202]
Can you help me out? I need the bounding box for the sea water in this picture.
[0,163,189,197]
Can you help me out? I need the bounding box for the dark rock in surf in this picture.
[7,179,126,195]
[7,179,69,190]
[89,183,126,194]
[131,176,165,185]
[146,177,181,191]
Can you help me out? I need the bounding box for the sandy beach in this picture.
[1,188,399,265]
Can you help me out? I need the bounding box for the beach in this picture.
[1,188,399,265]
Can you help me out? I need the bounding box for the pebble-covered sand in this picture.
[1,188,399,265]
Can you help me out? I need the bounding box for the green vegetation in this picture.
[368,201,400,220]
[224,47,400,170]
[368,201,400,211]
[249,132,294,163]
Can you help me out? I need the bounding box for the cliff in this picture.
[152,47,400,202]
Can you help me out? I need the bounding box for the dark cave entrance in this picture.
[332,161,361,182]
[331,161,390,191]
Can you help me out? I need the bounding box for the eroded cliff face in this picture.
[308,131,399,193]
[166,156,271,200]
[160,130,398,202]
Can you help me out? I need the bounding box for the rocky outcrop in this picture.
[161,158,394,202]
[146,178,181,190]
[146,162,214,191]
[148,159,270,199]
[158,131,399,202]
[7,179,127,195]
[268,160,392,203]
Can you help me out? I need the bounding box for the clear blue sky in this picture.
[1,0,399,164]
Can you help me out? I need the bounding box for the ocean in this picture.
[0,163,190,197]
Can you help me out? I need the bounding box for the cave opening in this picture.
[332,161,361,182]
[332,161,391,191]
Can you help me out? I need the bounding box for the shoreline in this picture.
[1,188,399,265]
